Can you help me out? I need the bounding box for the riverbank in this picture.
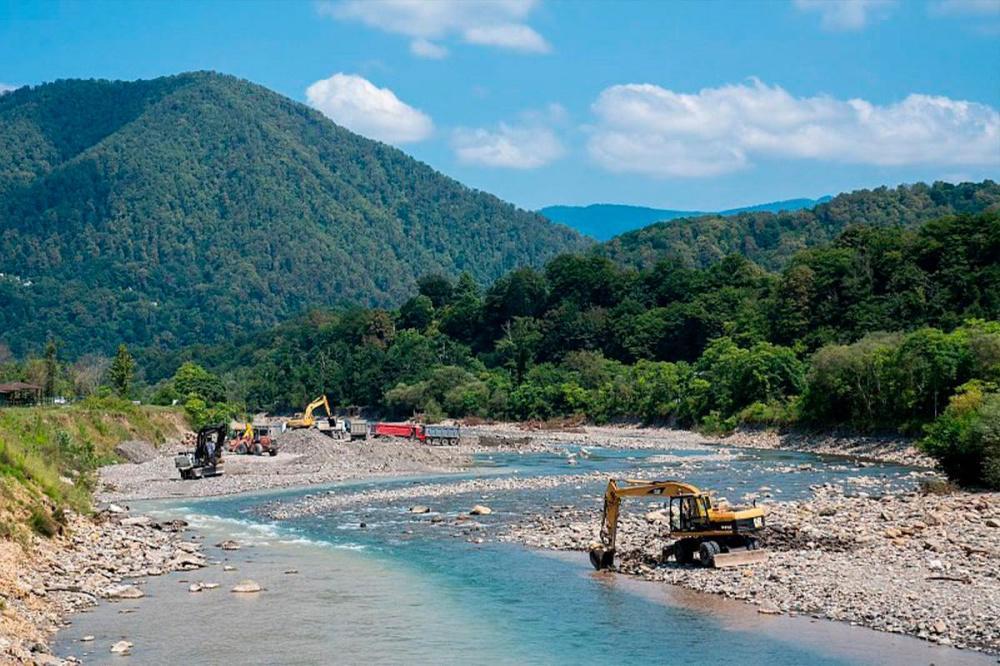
[0,421,958,661]
[0,506,203,663]
[502,484,1000,654]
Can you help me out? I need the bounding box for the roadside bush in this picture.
[920,382,1000,489]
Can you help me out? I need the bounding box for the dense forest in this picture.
[0,72,587,358]
[599,181,1000,270]
[5,211,998,487]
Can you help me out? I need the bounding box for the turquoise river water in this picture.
[54,444,994,665]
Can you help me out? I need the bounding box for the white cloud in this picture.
[305,73,433,144]
[410,38,448,59]
[321,0,550,57]
[0,83,16,95]
[794,0,897,30]
[587,79,1000,178]
[931,0,1000,15]
[452,104,566,168]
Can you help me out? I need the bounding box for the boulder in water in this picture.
[470,505,492,515]
[231,580,262,593]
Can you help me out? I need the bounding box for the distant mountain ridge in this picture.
[0,71,588,357]
[540,197,832,240]
[597,181,1000,271]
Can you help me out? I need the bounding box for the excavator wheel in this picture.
[674,539,695,565]
[699,540,721,568]
[589,547,615,570]
[236,443,248,455]
[253,443,263,456]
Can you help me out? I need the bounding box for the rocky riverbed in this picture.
[98,429,474,502]
[0,506,205,664]
[501,485,1000,654]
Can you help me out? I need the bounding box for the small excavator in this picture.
[287,395,332,430]
[174,424,226,480]
[589,478,768,570]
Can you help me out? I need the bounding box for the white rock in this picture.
[104,584,144,600]
[80,636,95,642]
[109,640,133,654]
[470,505,492,515]
[231,580,262,593]
[188,583,203,592]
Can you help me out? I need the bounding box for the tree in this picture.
[398,295,434,331]
[417,274,454,308]
[496,317,542,384]
[172,362,226,403]
[108,344,135,397]
[43,340,58,398]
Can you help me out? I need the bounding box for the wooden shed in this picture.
[0,381,42,407]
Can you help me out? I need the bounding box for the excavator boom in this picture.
[287,395,333,429]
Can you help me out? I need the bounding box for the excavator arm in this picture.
[590,479,704,570]
[288,395,332,429]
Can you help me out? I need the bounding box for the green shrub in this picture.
[921,383,1000,489]
[29,506,59,537]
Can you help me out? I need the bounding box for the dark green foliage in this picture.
[0,72,588,359]
[920,383,1000,489]
[600,181,999,271]
[108,344,135,397]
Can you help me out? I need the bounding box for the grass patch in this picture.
[0,402,188,528]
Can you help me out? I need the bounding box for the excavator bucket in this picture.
[709,549,769,568]
[589,547,615,571]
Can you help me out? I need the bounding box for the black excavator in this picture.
[174,424,226,480]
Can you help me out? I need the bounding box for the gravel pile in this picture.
[98,429,472,502]
[501,485,1000,654]
[113,440,159,464]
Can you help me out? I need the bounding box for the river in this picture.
[54,444,993,664]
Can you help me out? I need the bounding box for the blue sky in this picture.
[2,0,998,210]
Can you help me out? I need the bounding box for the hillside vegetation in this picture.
[541,196,829,240]
[0,400,187,541]
[598,181,1000,270]
[116,212,999,487]
[0,72,587,358]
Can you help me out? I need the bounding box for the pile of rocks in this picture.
[0,506,204,664]
[502,486,1000,654]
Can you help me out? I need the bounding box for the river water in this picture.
[54,444,993,665]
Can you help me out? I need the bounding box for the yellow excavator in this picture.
[589,478,768,570]
[286,395,332,429]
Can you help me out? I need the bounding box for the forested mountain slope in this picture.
[0,72,587,357]
[598,181,1000,270]
[540,196,829,240]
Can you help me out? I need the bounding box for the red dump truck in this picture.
[372,423,461,445]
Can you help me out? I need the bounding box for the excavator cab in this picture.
[174,424,226,480]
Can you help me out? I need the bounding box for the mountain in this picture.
[0,72,589,358]
[597,181,1000,270]
[539,197,831,240]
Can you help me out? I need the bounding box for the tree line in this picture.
[5,212,998,488]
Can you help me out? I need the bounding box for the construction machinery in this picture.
[174,424,226,480]
[589,478,767,571]
[228,422,278,456]
[287,395,332,430]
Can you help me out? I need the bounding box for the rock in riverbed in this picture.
[217,539,241,550]
[103,584,144,600]
[109,640,133,655]
[470,505,492,515]
[409,505,430,514]
[231,580,262,593]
